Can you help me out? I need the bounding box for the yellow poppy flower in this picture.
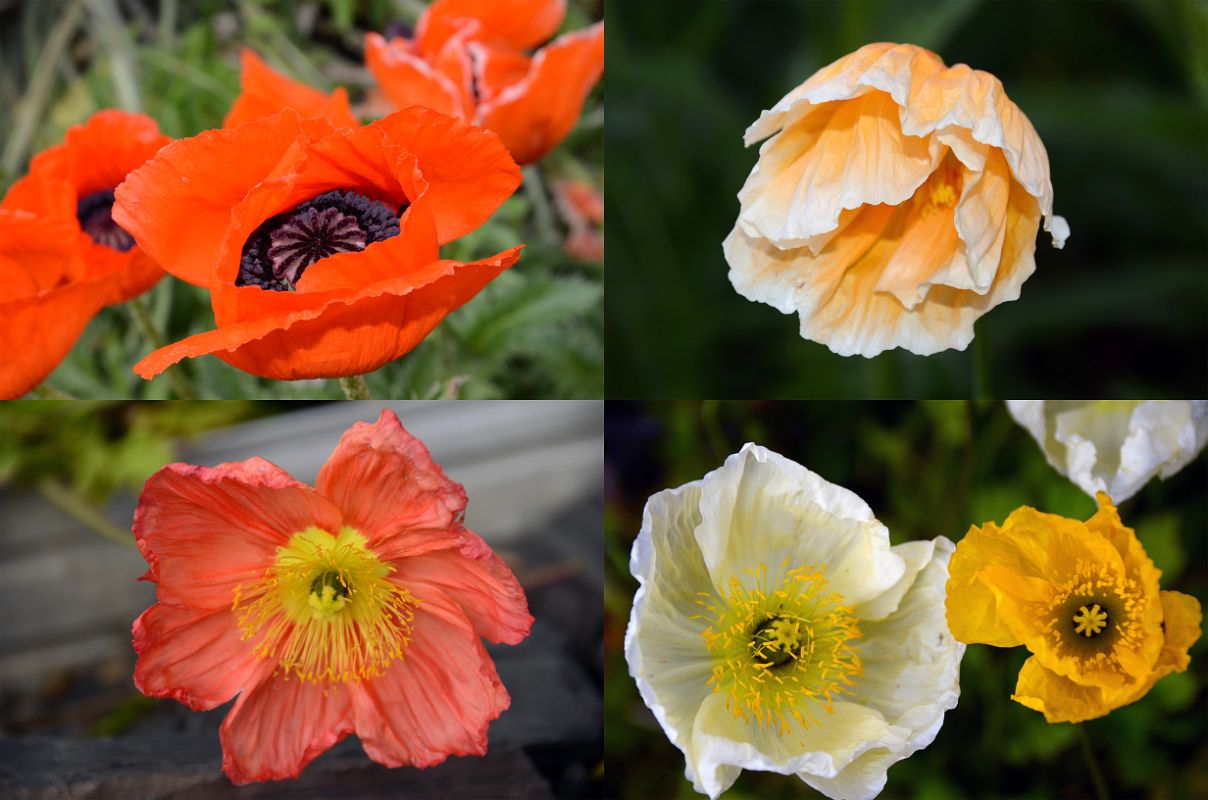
[946,492,1201,723]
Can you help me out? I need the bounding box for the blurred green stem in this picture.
[339,375,373,400]
[523,164,558,245]
[128,296,195,399]
[84,0,143,112]
[37,479,136,549]
[32,384,77,400]
[2,0,84,174]
[972,324,991,400]
[1077,725,1109,800]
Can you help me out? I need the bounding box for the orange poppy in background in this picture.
[0,110,170,398]
[112,107,523,381]
[223,49,360,130]
[365,0,604,164]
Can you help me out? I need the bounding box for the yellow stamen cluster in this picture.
[695,559,861,734]
[921,154,962,211]
[231,526,418,684]
[1045,560,1142,666]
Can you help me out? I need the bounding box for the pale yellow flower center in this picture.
[231,526,419,684]
[1072,603,1108,637]
[696,560,861,734]
[919,153,962,213]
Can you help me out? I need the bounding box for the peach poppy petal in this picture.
[365,32,466,119]
[220,665,355,784]
[391,527,533,645]
[351,588,510,769]
[476,21,604,165]
[133,247,521,381]
[134,458,343,610]
[224,49,359,130]
[370,106,522,243]
[132,602,260,711]
[112,111,334,287]
[317,408,468,556]
[420,0,565,53]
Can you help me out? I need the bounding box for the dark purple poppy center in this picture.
[77,189,135,252]
[236,189,405,291]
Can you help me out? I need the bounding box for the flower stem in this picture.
[972,322,991,400]
[522,164,558,245]
[37,479,136,549]
[339,375,373,400]
[128,296,195,399]
[33,384,77,400]
[1077,725,1109,800]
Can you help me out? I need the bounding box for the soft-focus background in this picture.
[0,0,604,399]
[605,0,1207,398]
[0,400,603,798]
[604,401,1207,799]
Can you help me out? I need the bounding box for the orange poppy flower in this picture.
[132,409,533,783]
[112,107,523,381]
[223,49,360,130]
[365,0,604,164]
[0,110,170,398]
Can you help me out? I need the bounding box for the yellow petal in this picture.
[1012,656,1113,723]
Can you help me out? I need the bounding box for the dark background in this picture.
[603,400,1207,799]
[604,0,1208,398]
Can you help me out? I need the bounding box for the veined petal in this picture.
[1011,656,1110,723]
[420,0,565,53]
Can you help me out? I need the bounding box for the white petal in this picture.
[692,444,904,607]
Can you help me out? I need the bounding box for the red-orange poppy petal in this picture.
[315,408,468,552]
[477,22,604,165]
[224,49,360,130]
[133,246,522,381]
[0,210,160,398]
[392,528,534,645]
[469,42,533,106]
[134,458,344,610]
[419,0,565,53]
[112,111,334,287]
[220,662,355,785]
[370,106,522,243]
[351,588,509,769]
[365,32,465,119]
[132,602,262,711]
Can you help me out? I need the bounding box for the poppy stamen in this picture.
[237,189,404,291]
[77,189,135,252]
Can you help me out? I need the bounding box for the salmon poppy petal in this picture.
[391,527,533,645]
[317,408,468,556]
[364,33,465,119]
[369,106,522,243]
[420,0,565,53]
[132,247,522,381]
[112,111,334,287]
[220,663,355,784]
[477,22,604,165]
[351,588,510,769]
[224,49,360,130]
[132,602,261,711]
[134,458,344,611]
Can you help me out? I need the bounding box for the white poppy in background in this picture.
[724,42,1069,358]
[625,444,964,800]
[1006,400,1208,503]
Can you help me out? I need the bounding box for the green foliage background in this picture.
[603,401,1207,799]
[604,0,1207,399]
[0,0,603,399]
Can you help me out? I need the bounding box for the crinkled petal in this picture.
[693,443,903,607]
[224,49,359,129]
[1011,656,1110,723]
[134,457,343,610]
[220,663,355,784]
[132,602,259,711]
[316,408,467,554]
[365,32,467,119]
[420,0,565,53]
[476,22,604,165]
[351,587,509,768]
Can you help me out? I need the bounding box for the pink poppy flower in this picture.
[131,409,533,783]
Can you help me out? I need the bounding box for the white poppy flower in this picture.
[1006,400,1208,503]
[625,443,964,800]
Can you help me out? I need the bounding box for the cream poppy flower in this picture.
[724,42,1069,357]
[625,444,964,800]
[1006,400,1208,503]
